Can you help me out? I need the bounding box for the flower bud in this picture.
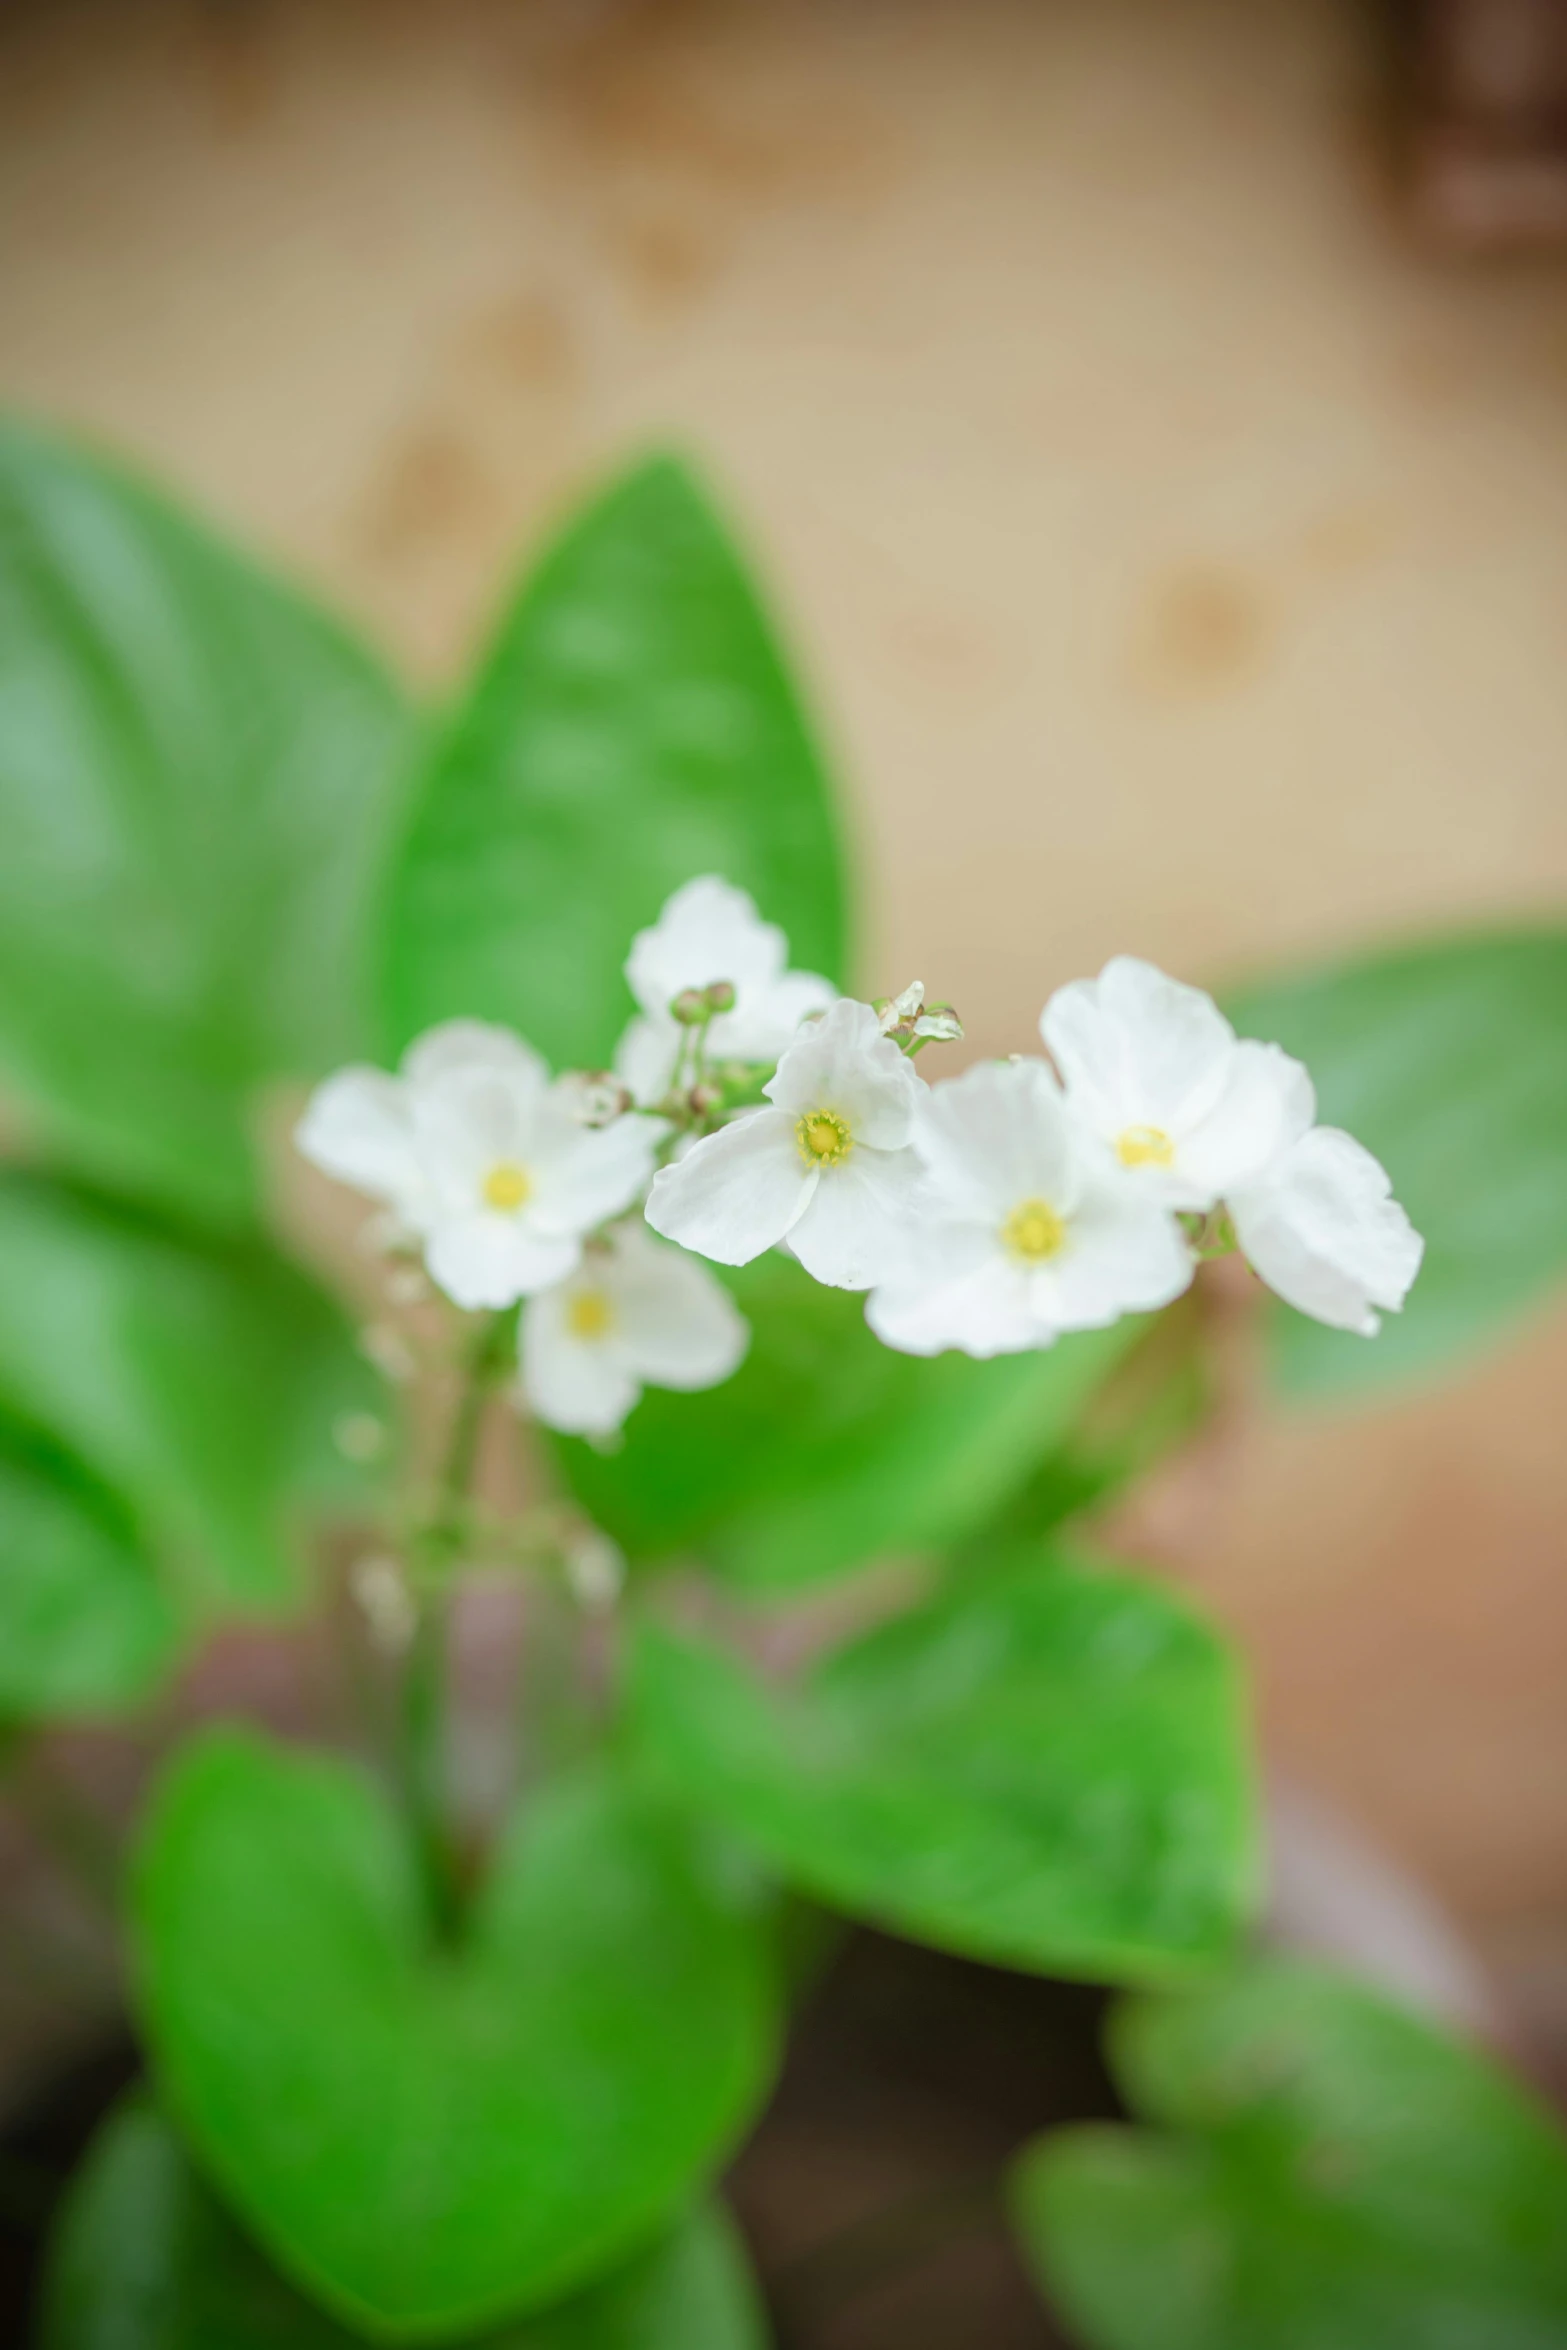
[703,978,737,1014]
[688,1081,724,1119]
[878,980,926,1035]
[558,1070,633,1127]
[914,1004,964,1043]
[670,987,709,1026]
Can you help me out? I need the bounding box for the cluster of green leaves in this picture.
[5,416,1567,2347]
[1012,1960,1567,2349]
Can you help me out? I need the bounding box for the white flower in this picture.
[520,1220,748,1436]
[645,997,927,1289]
[866,1057,1194,1358]
[1041,956,1310,1210]
[1229,1126,1423,1336]
[296,1021,663,1312]
[614,875,837,1105]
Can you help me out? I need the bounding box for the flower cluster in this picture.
[298,880,1422,1435]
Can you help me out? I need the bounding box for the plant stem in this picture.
[400,1311,510,1936]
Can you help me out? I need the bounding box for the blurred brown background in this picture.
[2,0,1566,2044]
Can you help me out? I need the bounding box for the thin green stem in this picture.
[399,1311,511,1936]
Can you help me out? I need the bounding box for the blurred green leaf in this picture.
[1227,930,1567,1398]
[554,1254,1135,1590]
[1012,1959,1567,2350]
[0,1174,379,1610]
[380,455,847,1071]
[632,1551,1257,1981]
[133,1731,779,2341]
[41,2094,768,2350]
[0,417,412,1226]
[0,1421,180,1719]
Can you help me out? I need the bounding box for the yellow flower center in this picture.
[796,1109,852,1166]
[1001,1198,1067,1261]
[1116,1125,1175,1170]
[566,1288,614,1341]
[481,1161,532,1212]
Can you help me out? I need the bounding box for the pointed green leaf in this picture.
[632,1552,1257,1980]
[0,1422,179,1719]
[0,1174,379,1609]
[380,456,847,1070]
[1227,930,1567,1398]
[0,418,412,1226]
[1013,1960,1567,2350]
[133,1732,779,2340]
[554,1253,1134,1589]
[40,2095,768,2350]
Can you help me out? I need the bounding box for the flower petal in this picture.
[645,1108,815,1265]
[613,1013,681,1108]
[1042,956,1239,1140]
[426,1215,581,1310]
[529,1109,664,1235]
[1177,1040,1316,1204]
[913,1057,1086,1218]
[868,1241,1044,1358]
[764,997,923,1149]
[605,1223,749,1388]
[295,1068,424,1215]
[1041,1187,1194,1328]
[521,1288,641,1436]
[716,967,838,1064]
[1229,1127,1423,1336]
[403,1020,549,1092]
[625,875,785,1017]
[787,1145,928,1290]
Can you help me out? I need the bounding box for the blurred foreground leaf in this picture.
[555,1254,1135,1589]
[41,2095,767,2350]
[0,1421,179,1719]
[0,418,411,1226]
[1013,1960,1567,2350]
[134,1732,778,2340]
[380,455,847,1071]
[0,1174,377,1610]
[1228,930,1567,1398]
[632,1552,1256,1981]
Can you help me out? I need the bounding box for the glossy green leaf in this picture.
[133,1731,779,2341]
[0,1174,379,1609]
[0,1421,179,1719]
[380,455,847,1071]
[1013,1960,1567,2350]
[1227,930,1567,1398]
[555,1253,1135,1589]
[40,2095,767,2350]
[632,1552,1257,1980]
[0,417,412,1226]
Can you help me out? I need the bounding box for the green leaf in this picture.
[1012,1960,1567,2350]
[554,1253,1135,1589]
[631,1551,1257,1981]
[1226,930,1567,1398]
[0,416,412,1226]
[380,455,847,1071]
[133,1730,779,2341]
[0,1173,380,1609]
[0,1420,180,1719]
[40,2094,767,2350]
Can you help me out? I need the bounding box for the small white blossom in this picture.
[1229,1125,1423,1336]
[614,876,837,1105]
[867,1057,1194,1358]
[520,1220,748,1437]
[297,1021,663,1313]
[646,997,928,1289]
[1041,956,1309,1211]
